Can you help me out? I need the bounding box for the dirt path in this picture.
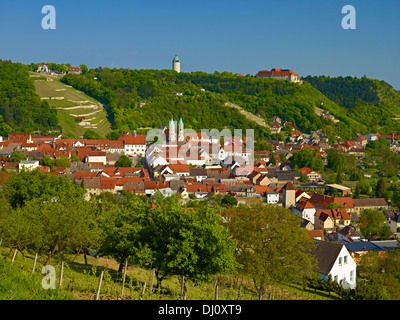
[224,101,269,128]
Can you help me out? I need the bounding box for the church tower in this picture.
[172,55,180,73]
[178,117,184,142]
[169,117,176,143]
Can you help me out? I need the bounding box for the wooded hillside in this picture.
[0,60,59,136]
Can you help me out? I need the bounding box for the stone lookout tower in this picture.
[172,54,180,73]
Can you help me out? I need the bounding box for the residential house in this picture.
[353,198,389,219]
[307,229,325,241]
[311,241,357,289]
[299,167,322,182]
[344,241,387,265]
[83,176,101,199]
[120,133,146,157]
[18,160,40,172]
[316,208,351,228]
[309,194,355,219]
[184,184,210,199]
[292,199,316,224]
[384,210,400,234]
[314,211,336,233]
[337,226,363,242]
[86,151,107,165]
[145,181,170,196]
[67,67,82,74]
[189,167,208,182]
[326,184,352,197]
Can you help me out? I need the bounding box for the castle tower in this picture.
[169,117,176,143]
[172,55,180,73]
[178,117,184,142]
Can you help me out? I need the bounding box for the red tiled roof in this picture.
[307,230,325,241]
[256,69,298,77]
[299,167,312,175]
[119,134,146,145]
[317,208,351,221]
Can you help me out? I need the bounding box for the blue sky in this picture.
[1,0,399,89]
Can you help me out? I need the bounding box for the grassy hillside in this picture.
[0,247,335,301]
[33,73,112,138]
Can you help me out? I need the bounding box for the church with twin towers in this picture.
[168,116,185,143]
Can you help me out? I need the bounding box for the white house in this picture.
[86,153,107,165]
[266,191,279,204]
[18,160,40,172]
[312,241,357,289]
[121,133,146,157]
[291,199,316,224]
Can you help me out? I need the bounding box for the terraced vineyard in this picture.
[32,73,112,137]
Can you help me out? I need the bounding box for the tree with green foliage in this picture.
[8,150,27,163]
[290,148,324,173]
[106,130,121,141]
[0,60,59,136]
[140,196,238,288]
[359,209,391,240]
[79,64,88,74]
[221,194,238,207]
[97,195,148,275]
[115,155,132,167]
[83,129,103,139]
[40,155,55,169]
[326,148,347,172]
[226,200,317,299]
[3,170,85,208]
[70,154,81,162]
[0,173,97,260]
[375,178,387,198]
[55,155,70,168]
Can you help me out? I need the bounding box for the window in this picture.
[339,257,342,266]
[334,275,338,282]
[344,255,348,264]
[350,270,354,282]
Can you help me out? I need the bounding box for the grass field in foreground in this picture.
[0,247,337,301]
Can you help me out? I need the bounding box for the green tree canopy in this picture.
[3,170,85,208]
[359,209,391,240]
[226,200,317,298]
[140,196,238,287]
[115,155,132,167]
[8,150,27,163]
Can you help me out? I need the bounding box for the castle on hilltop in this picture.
[256,68,302,84]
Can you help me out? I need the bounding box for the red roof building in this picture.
[256,68,302,83]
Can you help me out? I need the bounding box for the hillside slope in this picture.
[177,72,368,139]
[303,75,400,134]
[33,73,112,138]
[0,60,58,137]
[61,69,272,140]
